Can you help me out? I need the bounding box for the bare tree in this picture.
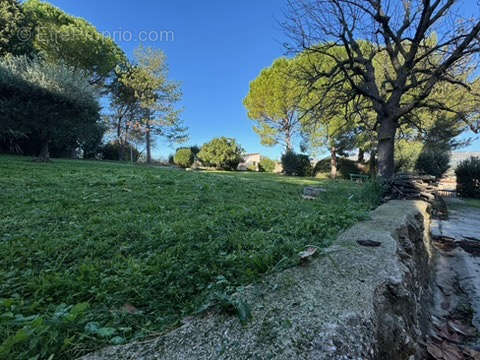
[283,0,480,179]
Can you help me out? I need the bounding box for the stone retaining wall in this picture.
[81,200,433,360]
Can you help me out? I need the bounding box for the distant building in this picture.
[273,162,283,173]
[238,153,261,171]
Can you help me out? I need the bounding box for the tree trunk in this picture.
[285,126,293,153]
[38,139,50,162]
[330,144,337,179]
[358,148,365,163]
[369,150,376,176]
[145,119,152,164]
[117,118,125,161]
[377,116,396,179]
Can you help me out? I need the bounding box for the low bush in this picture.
[313,157,364,179]
[456,157,480,198]
[100,141,139,162]
[281,151,312,176]
[258,157,276,173]
[415,150,450,178]
[174,148,194,168]
[198,137,244,171]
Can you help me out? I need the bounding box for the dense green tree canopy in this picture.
[244,57,302,151]
[23,0,126,84]
[284,0,480,178]
[0,0,35,57]
[295,41,480,177]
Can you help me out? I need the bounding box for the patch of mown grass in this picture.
[0,155,379,359]
[463,198,480,209]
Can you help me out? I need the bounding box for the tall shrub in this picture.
[415,150,451,178]
[174,148,194,168]
[0,56,100,161]
[455,157,480,198]
[281,150,312,176]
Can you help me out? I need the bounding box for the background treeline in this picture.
[0,0,186,162]
[244,53,479,180]
[244,1,480,180]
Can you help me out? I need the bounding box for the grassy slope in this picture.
[463,198,480,209]
[0,156,378,359]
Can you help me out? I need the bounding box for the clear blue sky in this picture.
[43,0,480,159]
[44,0,291,160]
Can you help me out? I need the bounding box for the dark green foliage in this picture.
[456,157,480,198]
[357,180,385,206]
[100,141,139,162]
[394,140,423,173]
[281,150,312,176]
[0,301,91,359]
[259,157,276,173]
[174,148,194,168]
[313,157,363,179]
[80,121,107,159]
[415,149,451,178]
[198,137,244,170]
[0,56,100,160]
[190,145,200,156]
[0,0,36,57]
[0,155,378,359]
[23,0,126,84]
[0,123,105,159]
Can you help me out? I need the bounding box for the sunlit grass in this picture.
[0,155,379,359]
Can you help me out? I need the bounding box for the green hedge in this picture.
[281,151,312,176]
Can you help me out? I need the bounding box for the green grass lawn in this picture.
[463,198,480,209]
[0,155,379,359]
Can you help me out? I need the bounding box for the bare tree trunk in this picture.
[357,148,365,163]
[145,117,152,164]
[122,126,129,162]
[377,117,396,179]
[119,121,125,161]
[285,126,293,152]
[330,144,337,179]
[38,139,50,162]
